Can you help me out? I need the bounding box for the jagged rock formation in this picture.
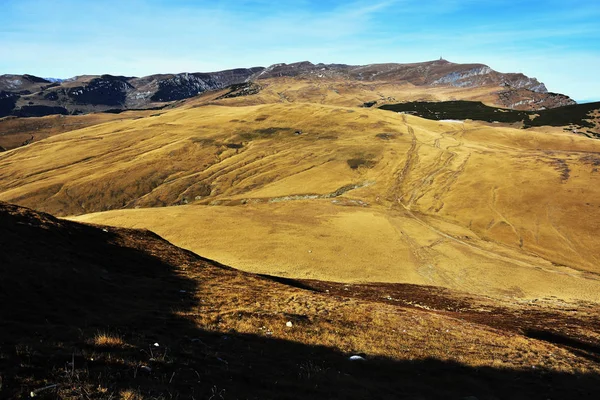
[496,88,575,110]
[0,68,263,117]
[0,60,574,117]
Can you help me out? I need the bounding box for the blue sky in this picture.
[1,0,599,101]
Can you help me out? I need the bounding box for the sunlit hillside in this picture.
[187,76,522,108]
[0,110,155,150]
[1,84,600,302]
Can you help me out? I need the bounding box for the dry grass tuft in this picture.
[93,331,125,347]
[119,389,144,400]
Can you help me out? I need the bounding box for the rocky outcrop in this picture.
[0,68,264,117]
[145,68,264,102]
[497,89,575,110]
[66,75,134,106]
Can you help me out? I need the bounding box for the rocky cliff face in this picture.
[126,67,265,105]
[0,60,574,117]
[496,88,575,110]
[0,68,264,117]
[66,75,134,106]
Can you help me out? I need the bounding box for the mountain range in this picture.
[0,60,575,118]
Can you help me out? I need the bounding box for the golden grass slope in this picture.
[0,110,154,150]
[1,100,600,301]
[189,76,511,109]
[74,200,600,302]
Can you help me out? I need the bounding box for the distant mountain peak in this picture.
[0,60,575,118]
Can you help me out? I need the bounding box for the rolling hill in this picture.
[1,94,600,302]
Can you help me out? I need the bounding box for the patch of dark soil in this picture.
[581,155,600,166]
[191,137,215,146]
[239,127,290,140]
[550,159,571,182]
[255,127,288,135]
[376,133,396,140]
[347,158,376,169]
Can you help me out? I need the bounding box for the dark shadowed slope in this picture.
[1,201,600,399]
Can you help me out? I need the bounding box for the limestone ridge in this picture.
[0,60,574,117]
[253,60,545,91]
[0,68,263,117]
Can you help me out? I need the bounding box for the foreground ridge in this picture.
[1,201,600,398]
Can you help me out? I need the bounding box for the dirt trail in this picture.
[394,116,470,211]
[394,202,592,281]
